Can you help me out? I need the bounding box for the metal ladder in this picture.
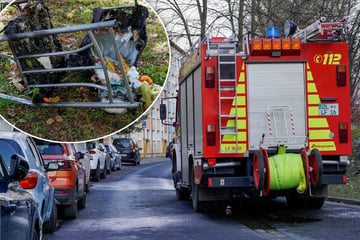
[216,41,238,153]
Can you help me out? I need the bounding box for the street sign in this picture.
[142,120,147,129]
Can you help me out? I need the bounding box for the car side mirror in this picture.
[75,152,84,160]
[9,154,29,181]
[47,162,59,171]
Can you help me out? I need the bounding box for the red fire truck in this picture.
[161,17,351,211]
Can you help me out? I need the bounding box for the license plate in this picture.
[119,154,127,157]
[318,103,339,116]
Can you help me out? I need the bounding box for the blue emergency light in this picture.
[266,27,280,39]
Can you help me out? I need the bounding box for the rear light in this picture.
[205,66,215,88]
[337,65,347,86]
[109,153,113,158]
[208,178,213,186]
[132,148,136,154]
[343,175,347,183]
[206,124,216,146]
[58,160,71,170]
[19,172,38,189]
[208,158,216,166]
[339,122,348,143]
[89,150,96,154]
[58,190,69,194]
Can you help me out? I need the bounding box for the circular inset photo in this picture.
[0,0,169,142]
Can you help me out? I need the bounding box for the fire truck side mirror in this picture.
[160,104,167,120]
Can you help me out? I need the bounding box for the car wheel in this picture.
[64,188,78,219]
[85,183,90,193]
[111,161,116,171]
[43,201,57,233]
[101,162,107,179]
[78,193,87,209]
[93,162,101,182]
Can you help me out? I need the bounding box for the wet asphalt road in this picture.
[45,157,360,240]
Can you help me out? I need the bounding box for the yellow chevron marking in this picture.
[239,72,245,82]
[220,143,247,154]
[237,84,245,94]
[226,119,247,129]
[309,141,336,151]
[307,63,310,70]
[307,71,313,81]
[232,96,246,106]
[223,132,247,142]
[307,83,317,93]
[308,95,320,105]
[308,106,319,116]
[242,63,245,71]
[230,107,246,117]
[309,118,329,128]
[309,130,332,140]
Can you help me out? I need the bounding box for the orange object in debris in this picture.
[52,96,60,102]
[139,75,153,84]
[43,98,51,103]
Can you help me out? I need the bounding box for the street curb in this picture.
[326,196,360,206]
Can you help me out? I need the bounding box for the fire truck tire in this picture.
[261,148,270,196]
[309,149,323,188]
[253,150,265,191]
[306,197,325,209]
[191,166,204,212]
[176,188,190,201]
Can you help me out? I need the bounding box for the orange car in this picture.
[34,140,87,219]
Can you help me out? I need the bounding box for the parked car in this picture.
[34,140,87,219]
[65,143,91,192]
[86,141,107,181]
[104,143,122,171]
[0,132,57,233]
[113,138,141,165]
[0,153,41,240]
[99,143,111,175]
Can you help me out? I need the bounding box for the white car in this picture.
[66,143,91,192]
[86,141,107,181]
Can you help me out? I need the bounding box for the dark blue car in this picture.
[0,153,41,240]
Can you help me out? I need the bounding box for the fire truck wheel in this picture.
[299,148,310,192]
[261,148,270,196]
[253,150,265,191]
[309,149,323,188]
[176,188,190,201]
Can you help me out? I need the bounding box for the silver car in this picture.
[0,132,57,233]
[104,144,122,171]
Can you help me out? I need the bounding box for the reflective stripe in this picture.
[237,84,245,94]
[308,106,319,116]
[309,141,336,151]
[226,119,247,129]
[309,118,329,128]
[307,71,313,81]
[307,83,317,93]
[239,72,245,82]
[309,129,332,140]
[308,95,320,104]
[232,96,246,106]
[223,132,247,141]
[230,107,246,117]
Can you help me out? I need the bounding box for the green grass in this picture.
[328,128,360,199]
[0,0,169,142]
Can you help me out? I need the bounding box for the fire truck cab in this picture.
[161,17,351,211]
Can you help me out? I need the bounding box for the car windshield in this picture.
[104,145,111,152]
[86,142,96,150]
[114,139,131,148]
[0,139,24,169]
[34,139,63,155]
